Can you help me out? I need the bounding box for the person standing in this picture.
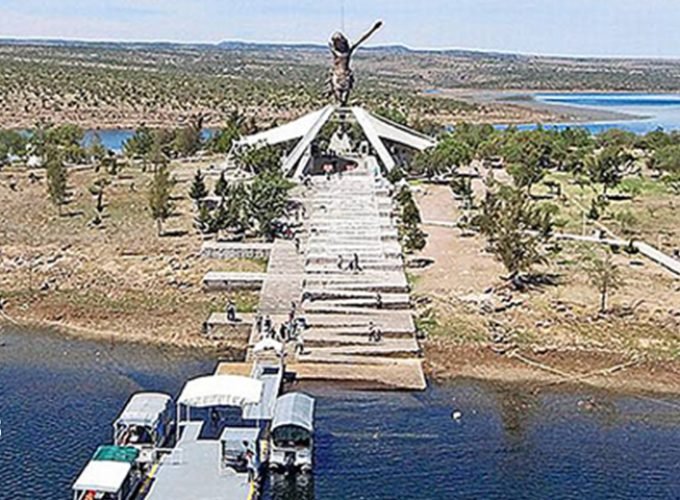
[226,299,237,322]
[353,253,362,272]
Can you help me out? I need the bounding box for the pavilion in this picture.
[230,105,436,180]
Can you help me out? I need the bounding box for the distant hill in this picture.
[0,37,533,61]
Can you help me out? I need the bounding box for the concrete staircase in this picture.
[294,161,425,389]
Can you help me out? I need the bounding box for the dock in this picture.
[144,423,255,500]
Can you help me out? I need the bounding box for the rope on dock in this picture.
[138,462,160,496]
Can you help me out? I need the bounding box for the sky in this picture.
[0,0,679,58]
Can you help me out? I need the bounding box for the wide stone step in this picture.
[302,325,414,338]
[298,351,420,365]
[303,296,410,311]
[303,289,408,301]
[303,312,416,332]
[303,335,419,352]
[305,262,404,273]
[203,272,266,291]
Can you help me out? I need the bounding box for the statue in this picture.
[328,21,383,106]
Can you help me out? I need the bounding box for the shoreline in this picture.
[4,315,679,397]
[425,342,680,398]
[433,88,650,124]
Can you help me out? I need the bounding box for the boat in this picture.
[269,392,315,472]
[113,392,174,463]
[72,445,143,500]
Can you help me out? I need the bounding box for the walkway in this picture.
[213,158,426,390]
[294,159,425,389]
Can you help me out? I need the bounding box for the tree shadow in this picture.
[161,229,189,238]
[512,272,562,291]
[62,209,85,218]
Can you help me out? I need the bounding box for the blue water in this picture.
[82,129,216,153]
[83,129,136,152]
[2,326,680,499]
[529,93,680,134]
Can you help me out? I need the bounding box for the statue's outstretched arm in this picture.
[350,20,383,53]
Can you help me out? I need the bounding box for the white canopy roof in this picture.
[177,375,263,408]
[253,338,284,354]
[272,392,315,433]
[233,105,435,177]
[73,461,131,493]
[115,392,171,427]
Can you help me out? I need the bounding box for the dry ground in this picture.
[0,158,262,346]
[412,183,680,393]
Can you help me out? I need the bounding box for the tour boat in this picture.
[72,446,143,500]
[113,392,174,463]
[269,392,315,472]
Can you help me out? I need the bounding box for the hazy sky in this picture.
[1,0,679,57]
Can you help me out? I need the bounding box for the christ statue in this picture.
[329,21,383,106]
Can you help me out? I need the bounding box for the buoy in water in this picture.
[452,411,462,421]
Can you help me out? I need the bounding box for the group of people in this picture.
[322,162,343,181]
[256,302,307,356]
[337,252,363,272]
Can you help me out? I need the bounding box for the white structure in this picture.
[232,105,436,179]
[177,374,263,408]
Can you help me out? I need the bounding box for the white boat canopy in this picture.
[115,392,172,427]
[272,393,315,433]
[73,461,131,493]
[177,374,263,408]
[253,338,284,355]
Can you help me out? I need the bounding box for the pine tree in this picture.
[214,171,228,197]
[189,169,208,205]
[194,203,213,234]
[148,165,175,236]
[584,249,625,313]
[45,149,67,215]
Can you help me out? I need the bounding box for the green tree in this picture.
[124,125,154,160]
[411,136,472,178]
[651,144,680,174]
[148,165,175,236]
[596,129,636,149]
[586,146,633,196]
[376,106,408,126]
[476,184,555,280]
[209,110,247,153]
[234,144,282,175]
[45,149,67,214]
[396,186,427,252]
[189,169,208,204]
[247,171,292,240]
[450,176,474,209]
[215,171,229,197]
[87,133,107,171]
[583,249,625,313]
[194,203,213,234]
[0,130,27,164]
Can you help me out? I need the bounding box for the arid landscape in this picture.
[3,40,680,130]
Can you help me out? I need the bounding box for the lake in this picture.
[85,93,680,152]
[1,325,679,499]
[531,93,680,134]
